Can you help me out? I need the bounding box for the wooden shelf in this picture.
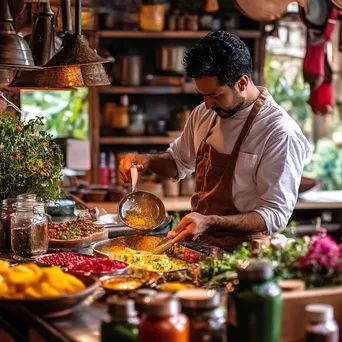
[98,85,197,95]
[99,136,178,145]
[98,30,262,39]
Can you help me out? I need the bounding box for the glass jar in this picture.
[11,201,48,261]
[178,289,227,342]
[305,304,339,342]
[0,199,15,252]
[101,297,140,342]
[138,297,189,342]
[16,194,37,202]
[227,259,282,342]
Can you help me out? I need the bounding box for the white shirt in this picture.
[167,91,311,234]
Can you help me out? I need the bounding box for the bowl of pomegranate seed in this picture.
[66,257,128,277]
[35,252,93,268]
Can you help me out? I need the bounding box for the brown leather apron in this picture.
[191,88,270,253]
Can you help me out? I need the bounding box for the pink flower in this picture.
[300,234,341,271]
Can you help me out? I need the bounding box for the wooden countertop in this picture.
[88,191,342,214]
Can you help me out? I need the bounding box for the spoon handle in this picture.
[130,165,138,192]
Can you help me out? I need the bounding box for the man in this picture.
[119,31,311,252]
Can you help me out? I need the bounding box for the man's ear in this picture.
[236,75,249,92]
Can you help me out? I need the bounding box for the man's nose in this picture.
[204,97,215,110]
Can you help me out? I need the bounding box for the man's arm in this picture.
[207,212,267,233]
[119,152,178,182]
[143,152,178,179]
[168,211,267,243]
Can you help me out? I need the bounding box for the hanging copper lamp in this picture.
[9,0,76,90]
[0,0,39,70]
[38,0,109,87]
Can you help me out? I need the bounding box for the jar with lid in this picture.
[178,288,227,342]
[16,194,37,202]
[101,296,140,342]
[11,201,48,261]
[138,297,189,342]
[305,304,339,342]
[0,199,15,252]
[127,105,146,136]
[227,259,282,342]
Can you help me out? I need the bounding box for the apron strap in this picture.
[228,88,268,170]
[204,114,218,142]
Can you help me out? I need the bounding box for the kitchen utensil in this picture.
[121,55,142,86]
[233,0,308,21]
[92,235,205,275]
[47,200,76,217]
[299,0,330,29]
[118,166,166,231]
[0,273,99,318]
[152,236,174,255]
[157,46,187,74]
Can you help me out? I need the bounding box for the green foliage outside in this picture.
[265,53,342,190]
[265,53,313,141]
[0,113,64,202]
[20,88,89,140]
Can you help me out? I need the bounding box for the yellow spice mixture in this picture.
[123,209,155,230]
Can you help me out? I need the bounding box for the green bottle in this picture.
[101,297,140,342]
[227,259,282,342]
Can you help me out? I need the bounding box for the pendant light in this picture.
[9,0,77,89]
[39,0,109,87]
[40,0,110,85]
[0,0,39,70]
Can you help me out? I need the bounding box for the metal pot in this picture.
[121,55,142,86]
[157,46,186,74]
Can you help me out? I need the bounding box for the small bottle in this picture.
[227,259,282,342]
[138,297,189,342]
[305,304,339,342]
[108,152,116,185]
[99,152,108,185]
[101,297,139,342]
[178,288,227,342]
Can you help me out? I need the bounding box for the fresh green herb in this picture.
[0,112,63,202]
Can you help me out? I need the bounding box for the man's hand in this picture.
[119,154,149,183]
[167,212,210,243]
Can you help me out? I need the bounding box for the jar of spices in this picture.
[101,297,140,342]
[227,259,282,342]
[167,12,177,31]
[186,15,198,31]
[177,14,186,30]
[0,199,15,252]
[178,289,227,342]
[305,304,339,342]
[11,201,48,261]
[138,297,189,342]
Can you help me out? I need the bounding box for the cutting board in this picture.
[49,230,108,251]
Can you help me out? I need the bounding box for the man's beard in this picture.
[212,93,245,119]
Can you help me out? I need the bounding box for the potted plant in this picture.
[0,112,64,202]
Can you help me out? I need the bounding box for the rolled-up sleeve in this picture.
[253,130,311,234]
[167,111,197,180]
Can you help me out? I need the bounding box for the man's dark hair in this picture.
[183,31,253,87]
